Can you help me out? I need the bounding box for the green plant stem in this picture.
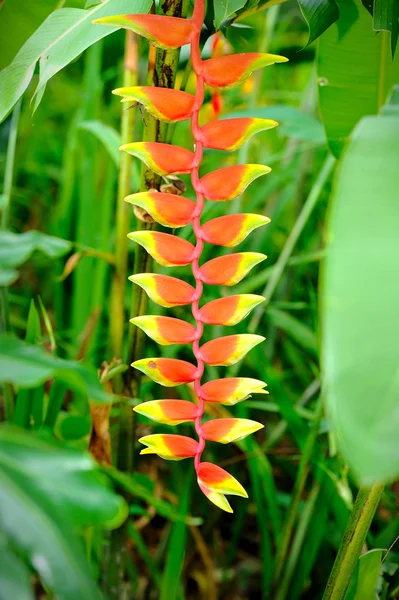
[106,3,185,597]
[322,483,384,600]
[0,99,21,421]
[249,153,336,332]
[125,0,186,392]
[277,480,321,600]
[273,397,323,588]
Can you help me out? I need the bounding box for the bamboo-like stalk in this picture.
[125,0,185,389]
[105,3,185,596]
[322,483,384,600]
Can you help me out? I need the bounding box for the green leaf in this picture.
[214,0,247,28]
[0,230,71,270]
[0,0,152,123]
[373,0,399,57]
[0,547,34,600]
[105,467,203,526]
[0,0,60,71]
[0,269,19,286]
[267,306,318,356]
[0,426,127,529]
[78,120,121,166]
[225,105,326,144]
[322,108,399,484]
[345,549,383,600]
[0,425,128,599]
[0,335,111,404]
[297,0,340,46]
[317,0,399,157]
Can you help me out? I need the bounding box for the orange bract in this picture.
[114,86,195,122]
[200,164,271,201]
[201,118,278,151]
[202,53,288,88]
[94,14,193,49]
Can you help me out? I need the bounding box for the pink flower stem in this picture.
[189,0,206,472]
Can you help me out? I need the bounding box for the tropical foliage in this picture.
[0,0,398,598]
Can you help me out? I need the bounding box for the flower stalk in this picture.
[96,0,287,512]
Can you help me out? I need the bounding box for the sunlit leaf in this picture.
[317,0,399,156]
[322,108,399,483]
[0,0,152,122]
[0,335,110,404]
[297,0,339,46]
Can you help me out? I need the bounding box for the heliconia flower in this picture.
[139,434,199,460]
[127,231,195,267]
[134,400,197,425]
[199,483,233,513]
[130,315,196,345]
[96,1,287,512]
[120,142,194,175]
[129,274,195,307]
[200,377,268,405]
[125,192,195,228]
[202,418,264,443]
[93,14,193,49]
[113,87,195,122]
[199,253,266,286]
[201,214,270,247]
[132,357,197,387]
[199,334,265,366]
[197,462,248,497]
[199,295,265,326]
[201,118,278,151]
[200,164,271,202]
[202,53,288,88]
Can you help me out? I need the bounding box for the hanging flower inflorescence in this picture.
[95,2,287,512]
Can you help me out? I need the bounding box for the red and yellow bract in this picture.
[96,1,286,512]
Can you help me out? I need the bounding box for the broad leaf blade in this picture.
[0,0,152,123]
[345,549,383,600]
[0,230,71,270]
[214,0,247,28]
[317,0,399,156]
[0,335,110,403]
[0,0,60,70]
[0,548,34,600]
[297,0,340,46]
[322,111,399,484]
